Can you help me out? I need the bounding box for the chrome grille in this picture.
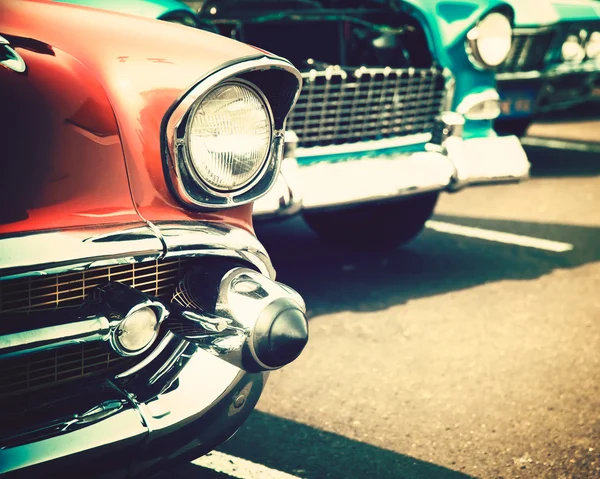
[499,30,556,73]
[0,343,134,398]
[287,67,447,149]
[0,258,193,398]
[0,258,192,316]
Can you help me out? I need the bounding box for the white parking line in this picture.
[521,136,600,153]
[425,220,574,253]
[192,451,303,479]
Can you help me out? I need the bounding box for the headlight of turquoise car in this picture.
[466,12,513,69]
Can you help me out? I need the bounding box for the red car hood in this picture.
[0,0,265,235]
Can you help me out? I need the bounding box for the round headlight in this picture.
[187,82,272,192]
[467,12,513,69]
[562,34,586,62]
[586,31,600,59]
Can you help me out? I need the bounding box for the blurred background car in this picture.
[57,0,532,250]
[495,0,600,137]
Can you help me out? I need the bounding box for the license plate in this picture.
[499,89,537,119]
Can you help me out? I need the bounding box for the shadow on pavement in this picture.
[255,215,600,318]
[178,411,473,479]
[526,145,600,178]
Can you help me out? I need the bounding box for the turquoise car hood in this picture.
[54,0,195,18]
[402,0,512,53]
[503,0,600,26]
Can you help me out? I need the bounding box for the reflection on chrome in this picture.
[169,266,308,372]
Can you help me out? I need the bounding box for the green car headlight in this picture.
[467,12,513,69]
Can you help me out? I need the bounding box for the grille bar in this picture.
[287,66,447,149]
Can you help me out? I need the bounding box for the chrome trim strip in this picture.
[295,133,432,158]
[0,316,111,359]
[0,222,274,281]
[165,55,302,209]
[303,64,442,79]
[443,68,457,112]
[155,222,275,279]
[513,26,557,35]
[496,71,543,80]
[0,225,163,280]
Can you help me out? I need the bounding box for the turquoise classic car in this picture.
[62,0,531,249]
[495,0,600,136]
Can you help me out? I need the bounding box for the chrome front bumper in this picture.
[254,132,530,216]
[0,333,265,477]
[0,222,307,476]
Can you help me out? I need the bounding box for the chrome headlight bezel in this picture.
[466,12,513,70]
[165,57,301,209]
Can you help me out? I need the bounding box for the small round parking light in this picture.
[114,307,159,355]
[562,34,585,62]
[586,32,600,59]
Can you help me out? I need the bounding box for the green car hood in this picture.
[504,0,600,26]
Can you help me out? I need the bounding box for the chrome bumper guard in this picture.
[0,335,265,476]
[0,222,308,475]
[253,113,530,216]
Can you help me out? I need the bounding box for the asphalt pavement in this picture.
[174,127,600,479]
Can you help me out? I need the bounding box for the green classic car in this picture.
[59,0,532,249]
[495,0,600,136]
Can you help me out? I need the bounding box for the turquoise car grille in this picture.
[499,29,556,73]
[288,66,447,149]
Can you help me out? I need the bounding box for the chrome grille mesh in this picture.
[0,258,191,315]
[287,67,447,149]
[0,343,132,398]
[0,258,193,398]
[498,30,556,73]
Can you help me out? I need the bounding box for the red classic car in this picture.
[0,0,308,476]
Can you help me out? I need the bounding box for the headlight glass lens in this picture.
[586,31,600,59]
[188,83,272,192]
[562,34,586,62]
[470,12,512,68]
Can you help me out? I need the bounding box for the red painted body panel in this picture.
[0,0,261,236]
